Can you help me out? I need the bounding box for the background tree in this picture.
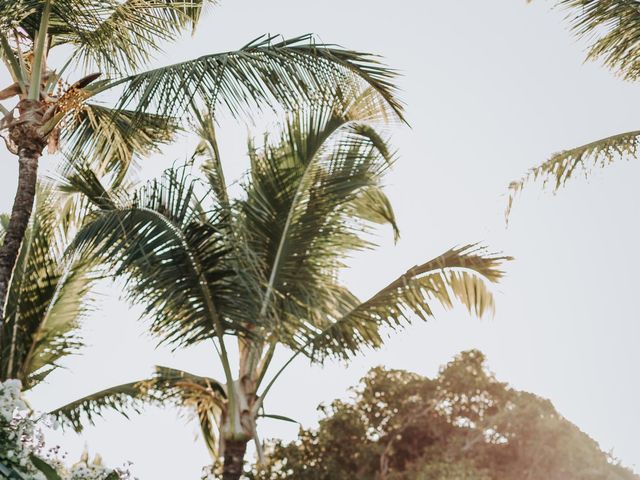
[50,97,508,480]
[254,350,638,480]
[508,0,640,214]
[0,0,404,324]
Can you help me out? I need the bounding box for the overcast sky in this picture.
[5,0,640,478]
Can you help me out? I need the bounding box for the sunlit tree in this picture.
[254,350,639,480]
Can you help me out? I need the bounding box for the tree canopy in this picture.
[254,350,638,480]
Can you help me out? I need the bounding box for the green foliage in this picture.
[30,455,63,480]
[552,0,640,81]
[0,0,404,185]
[51,365,225,439]
[0,187,96,389]
[254,350,638,480]
[67,101,507,357]
[58,101,508,465]
[509,1,640,214]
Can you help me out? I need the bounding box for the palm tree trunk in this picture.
[222,439,248,480]
[0,150,39,319]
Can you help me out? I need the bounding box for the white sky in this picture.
[3,0,640,477]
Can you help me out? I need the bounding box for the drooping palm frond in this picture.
[57,0,213,74]
[9,0,211,74]
[60,104,179,183]
[51,381,148,432]
[51,366,225,434]
[304,244,510,361]
[0,187,96,389]
[550,0,640,81]
[96,34,404,126]
[507,129,640,217]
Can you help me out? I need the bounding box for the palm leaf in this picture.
[551,0,640,80]
[51,366,225,433]
[60,103,179,184]
[12,0,210,72]
[192,111,229,207]
[507,129,640,217]
[57,0,213,74]
[67,166,253,347]
[305,244,511,361]
[97,34,403,126]
[238,102,398,340]
[0,187,96,389]
[51,381,150,432]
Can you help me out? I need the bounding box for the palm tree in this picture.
[508,0,640,214]
[51,97,510,480]
[0,0,404,325]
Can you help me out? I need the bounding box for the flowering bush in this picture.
[0,379,132,480]
[200,465,217,480]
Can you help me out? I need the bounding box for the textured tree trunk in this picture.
[222,438,248,480]
[0,99,48,325]
[0,150,40,319]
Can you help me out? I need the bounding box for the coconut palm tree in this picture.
[0,0,404,325]
[50,97,509,480]
[508,0,640,214]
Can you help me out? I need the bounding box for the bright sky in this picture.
[3,0,639,478]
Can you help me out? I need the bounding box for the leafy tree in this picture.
[50,97,508,480]
[254,350,638,480]
[509,0,640,214]
[0,0,404,327]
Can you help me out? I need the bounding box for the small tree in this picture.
[51,97,508,479]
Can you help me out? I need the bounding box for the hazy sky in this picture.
[5,0,640,478]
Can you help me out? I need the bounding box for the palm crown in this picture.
[51,97,510,478]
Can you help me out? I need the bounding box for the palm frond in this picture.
[98,34,403,126]
[192,112,229,206]
[51,366,225,432]
[58,0,213,74]
[9,0,210,74]
[0,187,96,389]
[60,103,179,184]
[68,166,253,347]
[50,381,147,432]
[304,245,510,361]
[507,129,640,217]
[238,102,397,336]
[553,0,640,80]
